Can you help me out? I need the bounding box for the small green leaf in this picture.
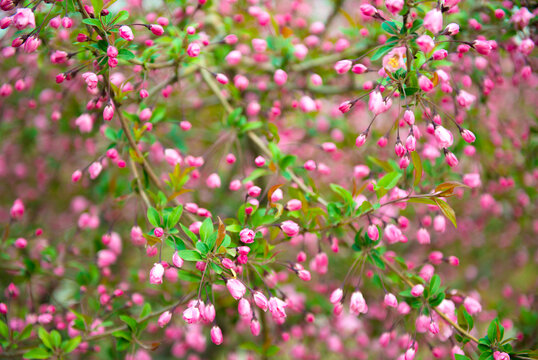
[119,315,137,332]
[112,10,129,25]
[50,330,62,349]
[454,354,471,360]
[0,320,8,339]
[177,250,203,261]
[199,218,213,243]
[371,44,395,61]
[166,205,183,229]
[139,303,152,319]
[23,348,51,359]
[61,336,81,354]
[82,18,102,27]
[38,327,53,349]
[411,151,422,187]
[117,49,135,60]
[180,224,198,243]
[429,274,441,295]
[147,207,160,227]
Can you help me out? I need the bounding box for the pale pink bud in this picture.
[227,278,246,300]
[334,60,352,74]
[149,263,164,284]
[330,288,343,304]
[281,220,300,237]
[119,25,134,41]
[187,43,200,57]
[274,69,288,85]
[411,284,424,297]
[210,326,223,345]
[384,293,398,308]
[239,228,255,244]
[424,9,443,34]
[253,291,268,311]
[158,311,172,327]
[250,319,261,336]
[183,306,200,324]
[419,75,434,92]
[367,225,379,241]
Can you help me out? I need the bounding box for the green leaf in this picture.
[454,355,471,360]
[18,324,32,341]
[147,207,160,227]
[104,127,117,141]
[82,18,102,27]
[375,171,402,190]
[196,241,209,254]
[167,205,183,229]
[139,303,152,319]
[382,21,399,35]
[60,336,81,354]
[199,218,213,243]
[117,49,135,60]
[112,10,129,25]
[180,224,198,243]
[119,315,137,332]
[265,345,280,356]
[23,348,51,359]
[50,330,62,349]
[90,0,104,14]
[429,274,441,295]
[177,250,203,261]
[0,320,8,339]
[371,44,395,61]
[330,184,353,205]
[112,330,132,340]
[411,151,422,187]
[433,198,457,228]
[38,327,53,349]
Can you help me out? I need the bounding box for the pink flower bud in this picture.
[384,293,398,308]
[351,63,367,74]
[367,225,379,241]
[330,288,343,304]
[210,326,223,345]
[226,278,246,300]
[158,311,172,327]
[150,24,164,36]
[14,237,27,249]
[149,263,164,284]
[103,104,114,121]
[183,305,200,324]
[411,284,424,297]
[281,220,300,237]
[253,291,269,311]
[274,69,288,85]
[424,9,443,34]
[250,319,261,336]
[360,4,377,17]
[444,23,459,35]
[334,60,352,74]
[187,43,200,57]
[119,25,134,41]
[171,251,183,268]
[216,73,228,84]
[461,129,476,143]
[355,133,367,148]
[239,228,255,244]
[72,170,82,182]
[419,75,434,92]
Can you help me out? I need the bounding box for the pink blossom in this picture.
[149,263,164,284]
[424,9,443,34]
